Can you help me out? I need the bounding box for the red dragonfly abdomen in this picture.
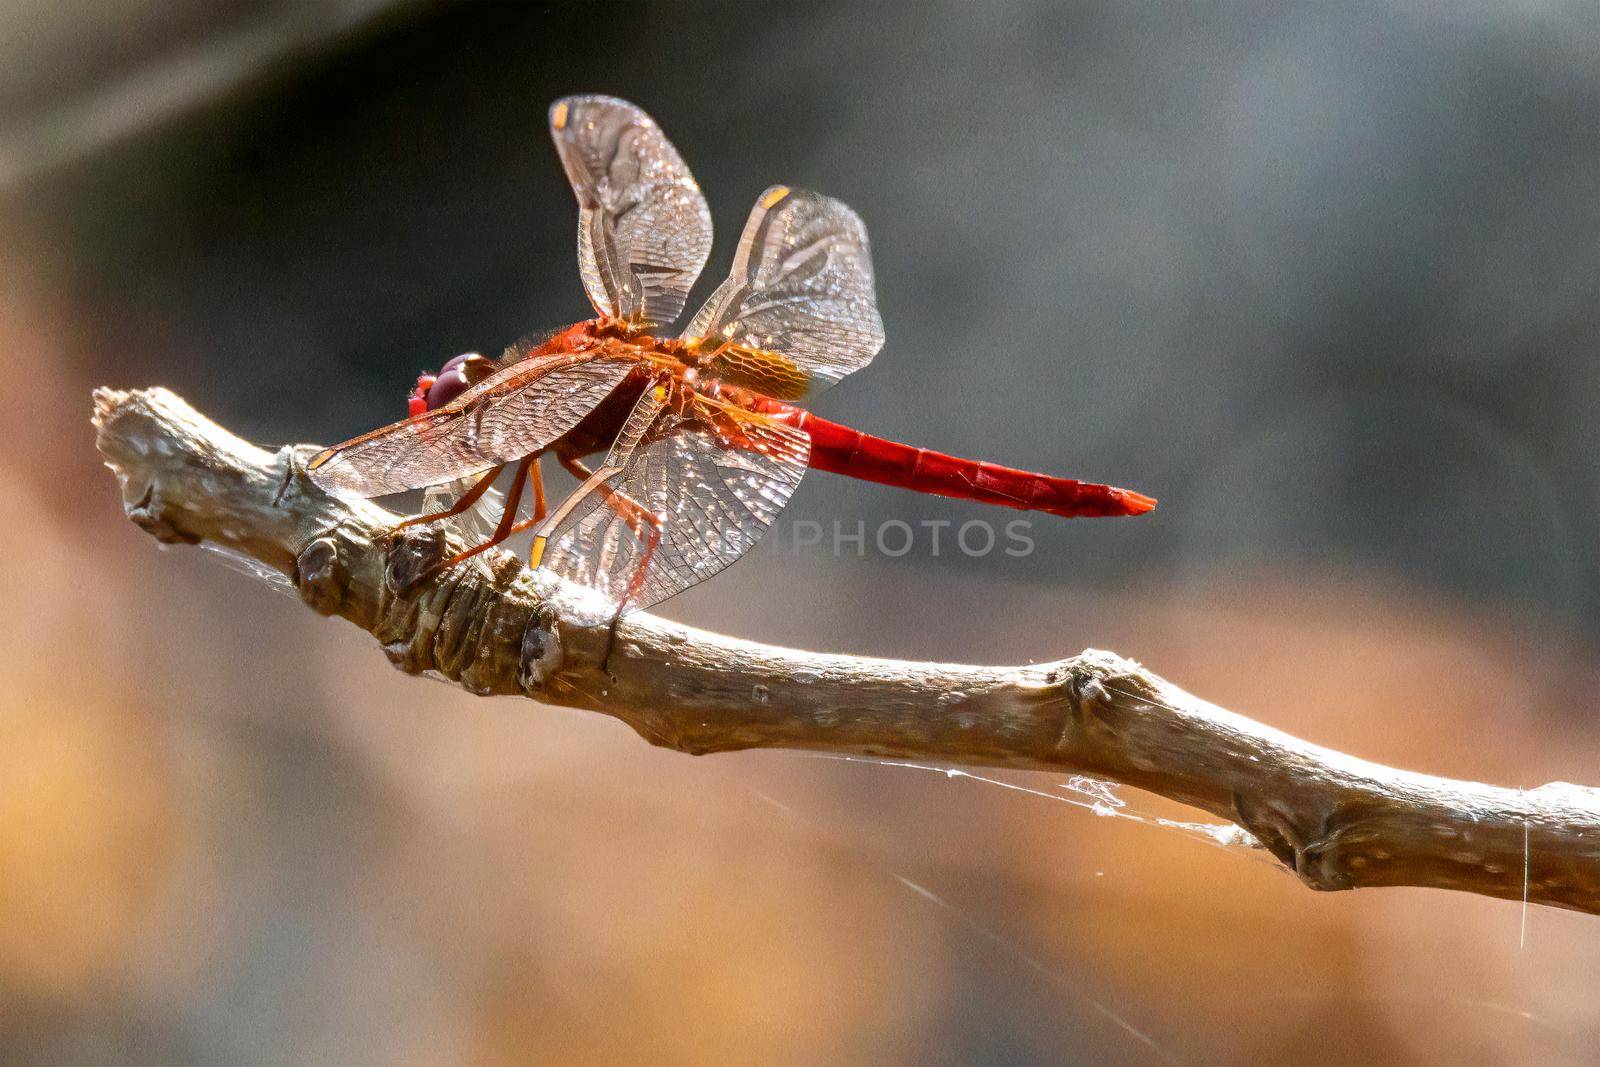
[750,399,1156,518]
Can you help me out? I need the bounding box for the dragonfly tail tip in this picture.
[1119,489,1158,515]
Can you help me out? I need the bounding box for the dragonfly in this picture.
[309,94,1155,632]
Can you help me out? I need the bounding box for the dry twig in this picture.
[93,386,1600,914]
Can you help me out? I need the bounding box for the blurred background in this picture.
[4,0,1600,1062]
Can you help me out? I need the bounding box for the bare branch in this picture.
[93,386,1600,915]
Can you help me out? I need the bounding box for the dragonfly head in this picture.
[408,353,496,416]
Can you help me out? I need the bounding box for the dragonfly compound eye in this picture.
[425,353,495,410]
[426,365,471,409]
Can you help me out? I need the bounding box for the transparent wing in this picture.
[543,389,809,612]
[308,354,632,498]
[550,95,713,327]
[421,476,506,541]
[685,186,884,397]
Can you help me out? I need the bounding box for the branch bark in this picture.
[93,386,1600,915]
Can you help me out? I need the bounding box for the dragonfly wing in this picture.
[543,390,809,612]
[550,95,713,328]
[308,354,633,498]
[685,186,884,397]
[421,476,506,541]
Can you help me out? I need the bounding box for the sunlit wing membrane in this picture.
[685,185,884,396]
[549,95,713,327]
[421,476,506,541]
[542,389,810,612]
[307,355,633,498]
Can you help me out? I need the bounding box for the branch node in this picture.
[1232,791,1348,890]
[271,446,299,508]
[385,526,447,595]
[296,535,347,616]
[1066,657,1146,742]
[126,481,199,545]
[376,577,457,678]
[519,604,564,694]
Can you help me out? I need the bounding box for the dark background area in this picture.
[3,2,1599,1063]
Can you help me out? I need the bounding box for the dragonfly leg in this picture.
[434,454,535,570]
[601,511,663,676]
[553,457,661,553]
[530,458,547,525]
[437,460,548,553]
[556,453,595,483]
[530,457,621,569]
[528,454,652,561]
[397,455,535,590]
[386,463,506,532]
[552,457,662,675]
